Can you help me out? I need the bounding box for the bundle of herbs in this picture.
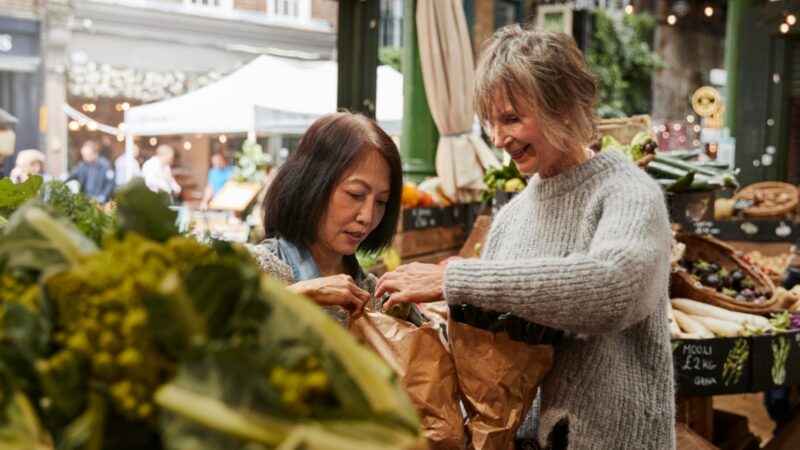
[0,179,423,450]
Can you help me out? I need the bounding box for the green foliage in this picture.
[379,47,402,73]
[588,10,659,118]
[233,140,272,183]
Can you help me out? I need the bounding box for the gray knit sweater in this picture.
[445,150,675,449]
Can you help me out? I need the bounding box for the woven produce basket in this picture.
[597,114,652,144]
[597,115,654,167]
[672,232,777,313]
[733,182,799,218]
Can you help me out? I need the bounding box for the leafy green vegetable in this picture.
[0,176,42,219]
[481,162,525,201]
[113,178,177,243]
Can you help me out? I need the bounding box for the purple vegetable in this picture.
[790,315,800,331]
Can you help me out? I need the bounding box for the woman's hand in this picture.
[376,262,446,308]
[289,274,371,318]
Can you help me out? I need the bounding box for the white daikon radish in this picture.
[690,315,744,337]
[671,298,769,327]
[667,302,682,338]
[673,310,714,338]
[677,332,705,340]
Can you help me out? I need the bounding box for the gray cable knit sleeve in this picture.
[444,184,671,335]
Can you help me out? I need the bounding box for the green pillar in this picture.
[400,0,439,182]
[723,0,755,135]
[337,0,380,118]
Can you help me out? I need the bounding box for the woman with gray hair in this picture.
[10,149,48,183]
[377,25,674,449]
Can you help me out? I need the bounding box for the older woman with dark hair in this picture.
[249,111,403,326]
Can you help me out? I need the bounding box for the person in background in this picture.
[66,140,115,204]
[142,144,181,200]
[248,112,403,327]
[10,149,49,183]
[376,26,674,449]
[115,144,142,187]
[200,153,233,210]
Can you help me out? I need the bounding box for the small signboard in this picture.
[208,181,262,212]
[673,337,752,396]
[751,331,800,390]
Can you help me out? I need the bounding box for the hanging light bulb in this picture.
[149,137,157,146]
[183,141,192,150]
[116,134,125,142]
[780,23,790,34]
[704,6,714,17]
[68,120,80,131]
[219,135,227,143]
[667,14,677,25]
[87,122,98,131]
[787,14,797,26]
[625,4,634,14]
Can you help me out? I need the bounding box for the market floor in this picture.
[714,393,774,446]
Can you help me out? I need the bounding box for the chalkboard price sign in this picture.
[673,337,752,396]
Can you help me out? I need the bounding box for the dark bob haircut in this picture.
[262,111,403,252]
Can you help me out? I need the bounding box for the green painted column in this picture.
[723,0,755,135]
[337,0,379,118]
[400,0,439,182]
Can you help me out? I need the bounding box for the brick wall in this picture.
[472,0,494,59]
[234,0,266,13]
[311,0,337,29]
[0,0,39,17]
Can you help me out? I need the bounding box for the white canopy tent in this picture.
[124,55,404,137]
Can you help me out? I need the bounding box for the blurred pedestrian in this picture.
[10,149,49,183]
[115,143,142,187]
[66,140,115,204]
[200,153,233,210]
[142,144,181,199]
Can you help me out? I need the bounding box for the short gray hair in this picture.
[475,25,598,152]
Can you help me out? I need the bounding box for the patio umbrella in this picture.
[416,0,498,203]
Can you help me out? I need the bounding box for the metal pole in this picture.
[400,0,438,182]
[723,0,755,136]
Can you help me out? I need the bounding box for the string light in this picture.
[780,23,790,34]
[68,120,80,131]
[625,4,634,14]
[692,139,701,147]
[149,137,157,146]
[667,15,677,26]
[117,122,127,132]
[693,125,702,133]
[672,123,682,131]
[116,134,125,142]
[704,6,714,17]
[787,14,797,26]
[659,124,667,132]
[183,141,192,150]
[121,102,130,111]
[662,132,670,139]
[87,122,98,131]
[219,135,227,143]
[686,115,695,123]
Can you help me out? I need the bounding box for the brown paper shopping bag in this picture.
[447,308,557,450]
[351,309,466,450]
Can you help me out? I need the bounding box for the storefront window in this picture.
[184,0,233,9]
[268,0,311,20]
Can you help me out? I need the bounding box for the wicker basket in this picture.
[597,114,652,145]
[733,182,799,218]
[671,232,777,313]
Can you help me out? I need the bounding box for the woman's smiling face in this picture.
[486,96,563,177]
